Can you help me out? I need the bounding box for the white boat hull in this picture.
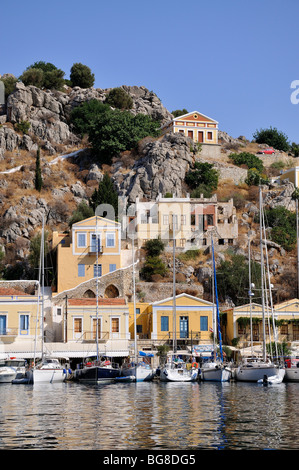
[160,367,198,382]
[33,368,66,384]
[0,368,18,383]
[201,365,232,382]
[284,367,299,382]
[121,364,155,382]
[235,363,281,382]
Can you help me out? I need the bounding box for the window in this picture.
[200,316,208,331]
[136,308,140,315]
[57,308,62,316]
[111,318,119,333]
[20,314,29,335]
[163,214,169,225]
[0,315,6,335]
[77,232,86,248]
[74,318,82,339]
[109,264,116,273]
[91,234,101,252]
[181,215,186,225]
[78,264,85,277]
[106,232,115,247]
[207,214,214,226]
[94,264,102,277]
[137,325,143,334]
[161,316,169,331]
[92,318,101,340]
[207,131,213,140]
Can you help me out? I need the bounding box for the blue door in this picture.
[0,315,7,335]
[180,316,188,338]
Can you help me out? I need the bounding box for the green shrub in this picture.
[245,168,269,186]
[0,76,18,99]
[229,152,264,172]
[171,109,188,117]
[140,256,168,281]
[15,120,30,134]
[185,162,218,191]
[70,100,109,135]
[68,201,94,227]
[88,108,161,165]
[19,61,65,90]
[105,87,133,110]
[143,237,165,257]
[257,206,296,251]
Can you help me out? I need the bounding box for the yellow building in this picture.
[161,110,218,145]
[65,297,130,357]
[225,299,299,347]
[0,287,40,355]
[151,293,214,343]
[128,302,151,339]
[53,216,122,294]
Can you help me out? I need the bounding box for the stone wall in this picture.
[52,264,135,305]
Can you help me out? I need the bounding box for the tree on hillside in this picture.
[88,108,161,165]
[216,254,261,306]
[185,162,219,192]
[19,61,65,90]
[0,75,18,99]
[70,100,109,135]
[70,63,95,88]
[105,87,133,110]
[68,201,94,227]
[261,206,296,251]
[89,172,119,220]
[253,127,290,152]
[171,109,188,117]
[34,147,43,192]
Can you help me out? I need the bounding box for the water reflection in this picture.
[0,381,298,450]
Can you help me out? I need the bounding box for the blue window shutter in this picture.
[161,316,169,331]
[78,264,85,277]
[109,264,116,273]
[200,316,208,331]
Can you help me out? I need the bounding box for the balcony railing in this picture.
[88,245,103,254]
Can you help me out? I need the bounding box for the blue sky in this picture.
[1,0,299,143]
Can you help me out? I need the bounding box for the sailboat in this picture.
[120,232,156,382]
[75,217,120,384]
[200,237,232,382]
[235,187,283,382]
[32,216,67,384]
[159,218,199,382]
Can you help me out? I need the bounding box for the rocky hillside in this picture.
[0,78,298,302]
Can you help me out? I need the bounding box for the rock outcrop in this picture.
[0,82,172,154]
[113,132,195,202]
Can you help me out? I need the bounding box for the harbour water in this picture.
[0,380,298,451]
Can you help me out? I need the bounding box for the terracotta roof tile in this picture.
[0,288,29,296]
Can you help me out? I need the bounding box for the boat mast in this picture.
[132,231,137,364]
[41,215,45,362]
[259,186,267,362]
[172,216,177,354]
[96,216,99,362]
[211,233,216,355]
[248,236,254,357]
[211,238,223,362]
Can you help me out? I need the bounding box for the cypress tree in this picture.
[89,172,118,220]
[34,147,43,191]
